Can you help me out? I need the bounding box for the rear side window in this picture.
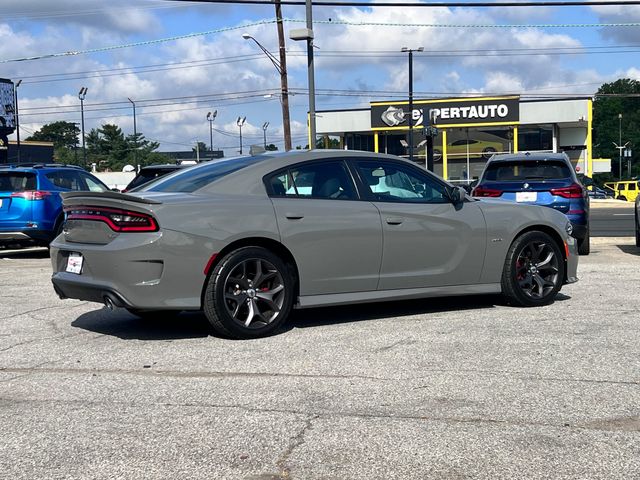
[143,156,265,193]
[0,172,37,191]
[267,161,356,200]
[483,160,572,181]
[45,171,83,190]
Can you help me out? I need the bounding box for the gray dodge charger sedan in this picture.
[51,151,579,339]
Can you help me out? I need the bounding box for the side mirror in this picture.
[448,186,466,204]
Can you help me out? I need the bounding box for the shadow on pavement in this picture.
[71,308,211,340]
[288,294,505,330]
[617,245,640,256]
[72,293,573,339]
[0,247,49,259]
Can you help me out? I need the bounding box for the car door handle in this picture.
[285,213,304,220]
[385,217,404,225]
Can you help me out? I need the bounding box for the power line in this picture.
[166,0,640,7]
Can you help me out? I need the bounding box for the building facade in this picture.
[316,96,599,182]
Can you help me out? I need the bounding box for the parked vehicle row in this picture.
[50,151,579,339]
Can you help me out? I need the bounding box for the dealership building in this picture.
[316,96,607,182]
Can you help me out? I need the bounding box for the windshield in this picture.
[483,160,572,182]
[140,156,266,193]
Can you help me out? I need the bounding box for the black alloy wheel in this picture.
[204,246,294,339]
[501,231,565,307]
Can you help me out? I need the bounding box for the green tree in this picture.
[26,121,80,150]
[192,141,209,153]
[593,78,640,180]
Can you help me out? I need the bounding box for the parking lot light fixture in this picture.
[262,122,269,148]
[237,116,246,155]
[78,87,88,169]
[207,110,217,153]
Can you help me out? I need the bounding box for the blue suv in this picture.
[472,152,590,255]
[0,164,109,247]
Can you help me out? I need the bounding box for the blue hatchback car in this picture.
[0,164,109,247]
[472,152,590,255]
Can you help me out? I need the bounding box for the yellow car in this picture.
[433,139,505,160]
[603,180,640,202]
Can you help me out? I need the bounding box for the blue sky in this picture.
[2,0,640,156]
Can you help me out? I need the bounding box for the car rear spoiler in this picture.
[61,191,162,205]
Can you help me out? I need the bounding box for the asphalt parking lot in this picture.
[1,237,639,479]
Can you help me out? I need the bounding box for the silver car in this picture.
[51,151,579,339]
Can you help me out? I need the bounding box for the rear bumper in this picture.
[0,229,53,244]
[52,273,133,308]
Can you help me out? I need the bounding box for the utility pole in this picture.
[275,0,292,151]
[401,47,423,164]
[619,113,622,179]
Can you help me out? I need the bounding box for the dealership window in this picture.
[517,125,553,152]
[444,127,513,182]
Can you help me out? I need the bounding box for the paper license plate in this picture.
[516,191,537,202]
[66,253,83,274]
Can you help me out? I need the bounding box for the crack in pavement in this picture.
[275,414,318,479]
[0,396,636,434]
[0,365,637,388]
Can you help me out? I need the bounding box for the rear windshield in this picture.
[483,160,572,181]
[127,169,178,191]
[0,172,37,192]
[142,156,266,193]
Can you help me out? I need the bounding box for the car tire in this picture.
[635,211,640,248]
[577,229,590,256]
[618,196,627,202]
[482,147,497,159]
[501,231,565,307]
[203,246,295,339]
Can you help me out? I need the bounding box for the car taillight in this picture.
[10,191,51,200]
[64,206,159,232]
[473,186,503,197]
[550,184,583,199]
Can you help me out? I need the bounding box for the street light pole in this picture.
[78,87,87,169]
[207,110,217,153]
[619,113,622,179]
[401,47,423,164]
[262,122,269,148]
[14,80,22,163]
[128,97,137,170]
[237,116,246,155]
[242,31,292,151]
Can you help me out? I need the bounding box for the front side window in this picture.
[267,161,357,200]
[356,160,448,203]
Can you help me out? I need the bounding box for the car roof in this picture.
[486,152,569,163]
[0,163,86,172]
